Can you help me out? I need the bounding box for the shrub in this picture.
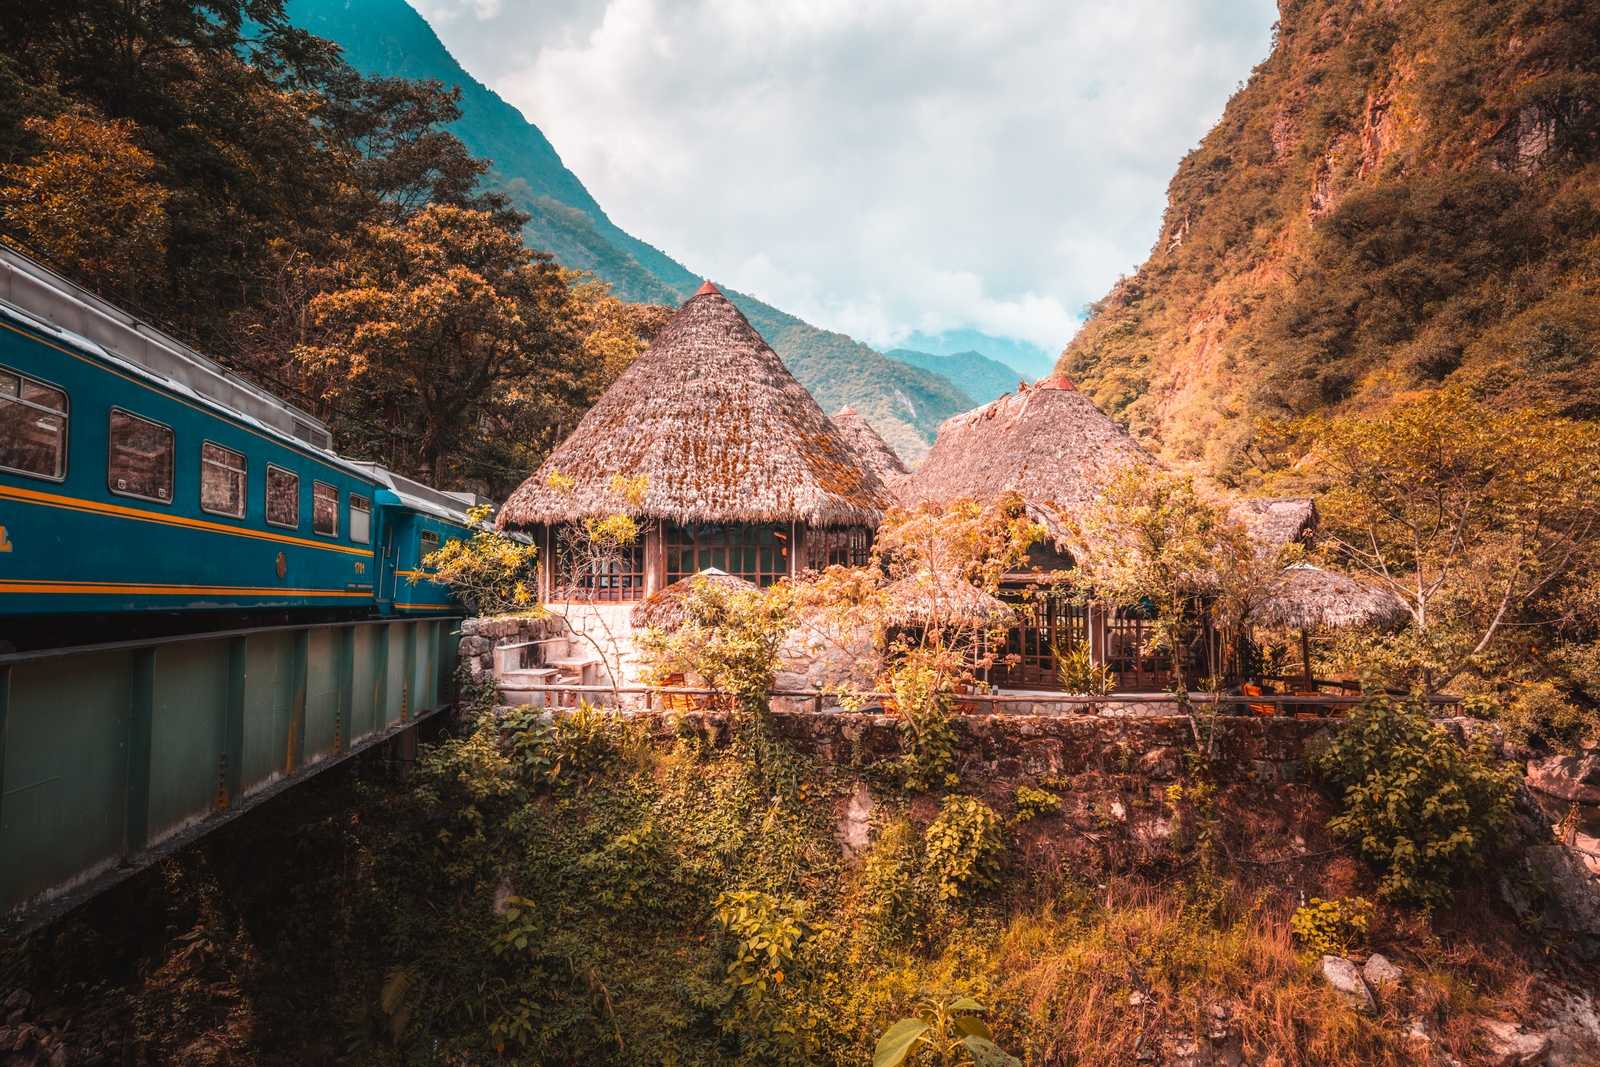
[854,819,933,948]
[887,648,961,792]
[1055,644,1113,696]
[420,505,538,615]
[1010,785,1062,824]
[1290,896,1374,957]
[924,796,1005,901]
[1500,681,1599,753]
[1311,694,1519,908]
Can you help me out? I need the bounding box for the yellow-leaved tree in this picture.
[292,204,579,487]
[1303,388,1600,696]
[0,112,169,296]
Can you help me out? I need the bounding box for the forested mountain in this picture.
[1058,0,1600,483]
[887,347,1026,406]
[285,0,978,460]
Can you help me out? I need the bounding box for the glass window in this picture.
[349,494,371,544]
[265,464,299,528]
[312,481,338,537]
[0,368,67,480]
[553,522,644,601]
[419,529,440,560]
[199,442,246,518]
[107,409,173,502]
[664,523,790,587]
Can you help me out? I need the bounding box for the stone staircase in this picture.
[493,611,628,706]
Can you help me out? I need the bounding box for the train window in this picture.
[199,442,246,518]
[419,529,441,566]
[312,481,338,537]
[107,408,173,502]
[0,367,67,481]
[349,494,371,544]
[265,464,299,528]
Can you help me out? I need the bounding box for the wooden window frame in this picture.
[664,523,791,588]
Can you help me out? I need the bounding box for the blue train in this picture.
[0,246,483,649]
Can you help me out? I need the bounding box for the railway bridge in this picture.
[0,614,460,935]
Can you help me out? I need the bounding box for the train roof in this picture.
[0,244,335,451]
[345,461,483,527]
[0,245,388,483]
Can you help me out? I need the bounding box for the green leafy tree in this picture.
[1311,693,1519,908]
[1074,467,1259,694]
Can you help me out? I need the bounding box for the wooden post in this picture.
[1300,628,1314,690]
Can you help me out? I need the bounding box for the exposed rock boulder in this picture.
[1527,755,1600,805]
[1479,1018,1551,1066]
[1319,955,1374,1014]
[1362,952,1403,990]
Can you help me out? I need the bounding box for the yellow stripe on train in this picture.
[0,483,374,557]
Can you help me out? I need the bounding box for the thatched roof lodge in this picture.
[897,374,1153,553]
[499,282,895,601]
[831,406,909,487]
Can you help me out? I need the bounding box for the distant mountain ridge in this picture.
[886,348,1025,407]
[284,0,976,460]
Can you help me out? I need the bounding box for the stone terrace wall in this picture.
[656,709,1333,785]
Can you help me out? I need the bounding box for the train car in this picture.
[345,463,482,616]
[0,246,478,647]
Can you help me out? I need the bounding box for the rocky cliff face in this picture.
[1058,0,1600,482]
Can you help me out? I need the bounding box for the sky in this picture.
[410,0,1277,370]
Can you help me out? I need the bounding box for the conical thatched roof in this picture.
[499,283,894,528]
[1230,497,1317,550]
[630,568,757,631]
[896,375,1153,547]
[1253,564,1409,631]
[831,406,909,486]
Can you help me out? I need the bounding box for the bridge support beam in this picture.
[0,615,461,936]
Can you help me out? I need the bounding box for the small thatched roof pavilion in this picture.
[630,568,757,631]
[500,282,894,601]
[1230,497,1318,552]
[1254,564,1408,632]
[1252,563,1409,688]
[897,375,1153,552]
[831,406,909,487]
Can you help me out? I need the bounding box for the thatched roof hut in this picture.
[499,282,894,529]
[1230,497,1317,551]
[883,572,1014,627]
[630,568,756,631]
[831,406,909,487]
[1254,564,1408,631]
[896,375,1153,549]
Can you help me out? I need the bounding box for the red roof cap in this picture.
[694,279,721,297]
[1036,374,1076,391]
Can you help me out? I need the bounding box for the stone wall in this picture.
[651,708,1332,785]
[457,615,562,680]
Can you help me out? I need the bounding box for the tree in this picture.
[1074,467,1258,695]
[1305,389,1600,692]
[0,112,168,297]
[294,205,579,484]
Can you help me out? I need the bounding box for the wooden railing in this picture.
[501,684,1463,716]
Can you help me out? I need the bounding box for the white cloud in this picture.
[413,0,1276,362]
